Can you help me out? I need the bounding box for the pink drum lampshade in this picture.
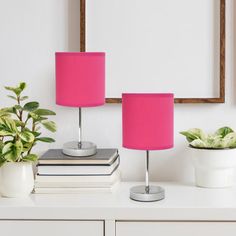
[122,93,174,150]
[56,52,105,107]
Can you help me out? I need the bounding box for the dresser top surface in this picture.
[0,182,236,220]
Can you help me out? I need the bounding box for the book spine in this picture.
[34,182,120,194]
[38,154,119,166]
[37,157,120,176]
[34,179,120,188]
[35,170,121,182]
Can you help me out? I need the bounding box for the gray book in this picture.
[38,149,119,165]
[37,156,120,176]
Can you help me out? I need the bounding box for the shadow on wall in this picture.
[68,0,80,51]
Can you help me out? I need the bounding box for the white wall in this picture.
[86,0,220,98]
[0,0,235,183]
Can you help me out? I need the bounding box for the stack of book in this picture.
[34,148,120,193]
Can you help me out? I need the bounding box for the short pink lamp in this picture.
[56,52,105,156]
[122,93,174,201]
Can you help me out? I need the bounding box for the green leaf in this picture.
[29,112,40,120]
[22,154,38,162]
[34,109,56,116]
[2,141,23,162]
[14,105,22,110]
[215,127,234,138]
[19,82,26,91]
[13,119,24,127]
[2,144,16,161]
[190,139,206,148]
[36,117,48,122]
[22,142,32,152]
[189,128,207,140]
[0,140,3,153]
[14,140,23,158]
[208,135,224,148]
[5,86,15,92]
[4,117,17,132]
[5,86,22,96]
[2,142,13,155]
[0,109,11,118]
[29,112,48,122]
[180,128,207,143]
[0,117,17,135]
[7,95,17,100]
[0,130,13,136]
[223,133,236,148]
[0,156,6,167]
[20,96,28,101]
[2,107,17,115]
[5,82,26,97]
[42,121,56,132]
[31,131,41,137]
[36,137,55,143]
[23,102,39,111]
[180,131,198,143]
[19,131,35,143]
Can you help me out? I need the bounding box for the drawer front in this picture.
[0,220,103,236]
[116,222,236,236]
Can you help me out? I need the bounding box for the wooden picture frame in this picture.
[80,0,225,104]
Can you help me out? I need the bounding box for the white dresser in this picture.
[0,182,236,236]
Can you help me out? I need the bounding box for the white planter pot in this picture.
[0,162,34,197]
[190,147,236,188]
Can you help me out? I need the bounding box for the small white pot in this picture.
[190,147,236,188]
[0,162,34,197]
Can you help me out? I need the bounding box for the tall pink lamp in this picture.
[56,52,105,156]
[122,93,174,201]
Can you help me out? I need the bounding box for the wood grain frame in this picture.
[80,0,225,104]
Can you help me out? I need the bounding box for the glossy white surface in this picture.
[0,182,236,220]
[116,222,236,236]
[0,221,103,236]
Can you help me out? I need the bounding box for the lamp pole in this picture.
[78,107,82,148]
[145,150,150,193]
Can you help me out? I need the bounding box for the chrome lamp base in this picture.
[62,141,97,157]
[129,150,165,202]
[130,185,165,202]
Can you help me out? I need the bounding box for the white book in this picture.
[34,182,120,194]
[35,171,121,188]
[37,156,119,176]
[35,170,121,183]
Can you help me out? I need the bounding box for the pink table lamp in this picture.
[56,52,105,156]
[122,93,174,201]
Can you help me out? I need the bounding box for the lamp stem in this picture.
[78,107,82,148]
[145,150,150,193]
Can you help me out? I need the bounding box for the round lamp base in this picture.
[130,185,165,202]
[62,141,97,157]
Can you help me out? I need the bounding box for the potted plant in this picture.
[180,127,236,188]
[0,82,56,197]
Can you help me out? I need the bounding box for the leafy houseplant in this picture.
[180,127,236,188]
[180,127,236,149]
[0,82,56,197]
